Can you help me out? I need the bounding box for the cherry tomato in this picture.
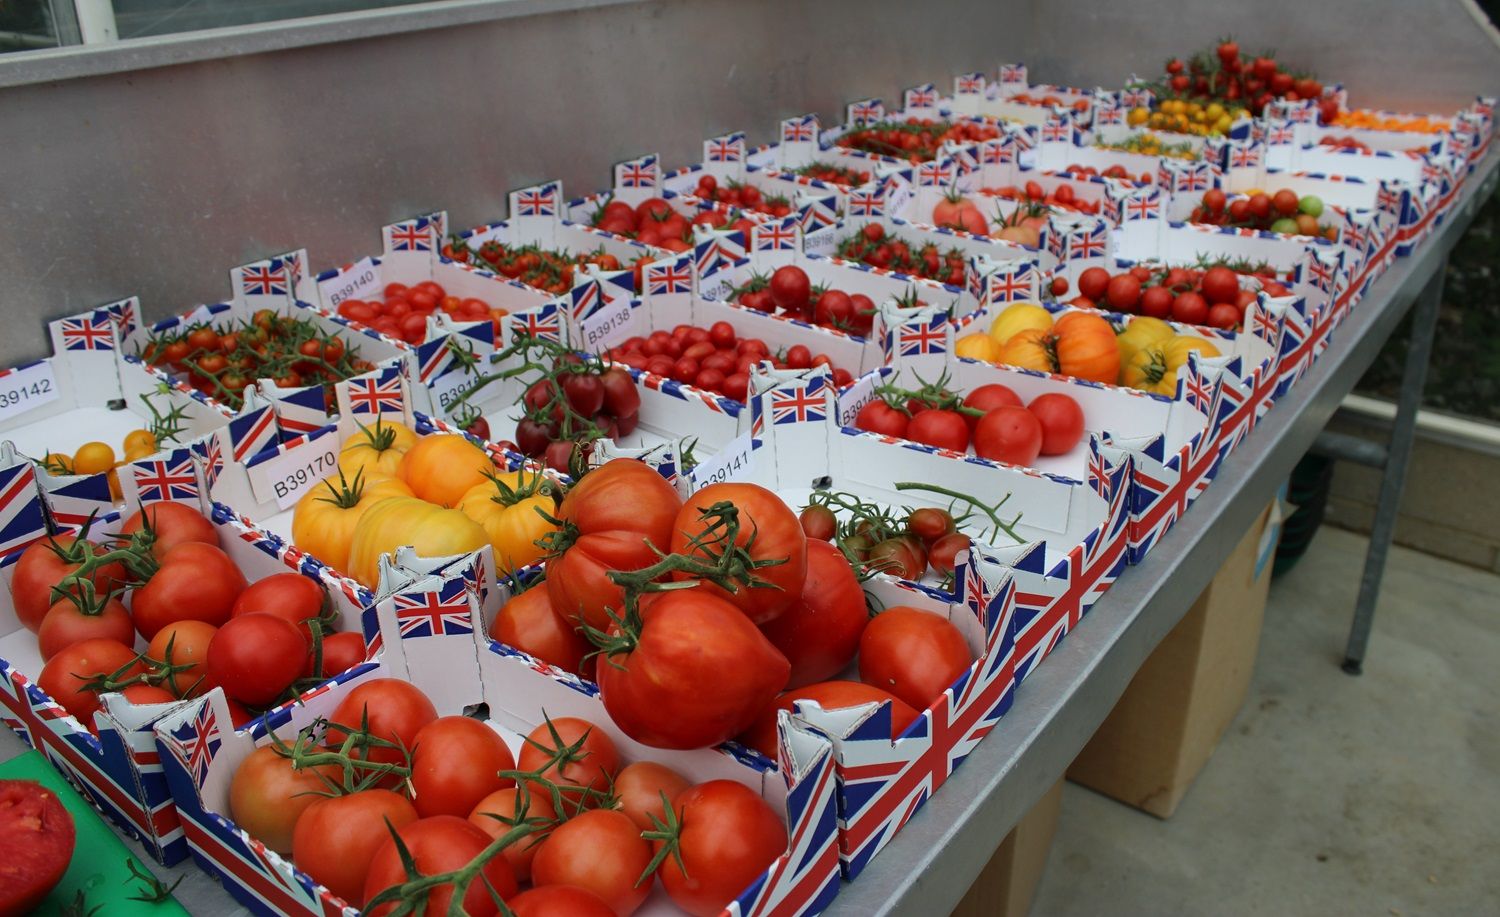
[768,266,811,312]
[858,607,972,711]
[929,531,972,576]
[907,507,956,546]
[866,536,927,580]
[411,716,516,818]
[798,504,837,541]
[1077,267,1110,301]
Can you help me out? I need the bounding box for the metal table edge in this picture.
[827,148,1500,916]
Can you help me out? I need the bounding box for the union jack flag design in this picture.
[0,463,47,555]
[570,280,600,320]
[1230,144,1262,168]
[133,453,200,503]
[198,436,226,492]
[347,368,404,415]
[1265,122,1295,144]
[107,298,140,341]
[846,188,883,216]
[906,84,938,108]
[618,156,657,189]
[984,263,1037,303]
[755,222,798,251]
[514,305,563,342]
[59,312,116,351]
[387,219,433,252]
[706,133,745,163]
[1067,222,1107,260]
[1124,191,1159,221]
[916,161,953,186]
[271,384,332,435]
[724,744,840,915]
[1376,184,1403,215]
[1120,86,1153,108]
[365,581,475,659]
[848,99,883,125]
[769,378,827,425]
[1041,119,1070,142]
[895,319,947,357]
[1128,433,1220,561]
[1095,105,1124,126]
[833,577,1018,876]
[781,115,817,144]
[416,336,455,383]
[694,238,743,278]
[228,405,277,463]
[999,63,1026,84]
[1170,162,1213,192]
[979,138,1014,165]
[1250,301,1280,342]
[956,73,985,94]
[1181,359,1214,413]
[169,703,221,785]
[44,473,114,530]
[514,183,559,217]
[239,262,289,297]
[646,257,694,296]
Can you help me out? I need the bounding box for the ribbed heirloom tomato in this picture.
[669,482,807,625]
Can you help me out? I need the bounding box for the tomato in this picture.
[1208,303,1242,329]
[338,419,417,480]
[612,760,690,830]
[858,608,972,711]
[292,789,419,906]
[229,745,338,854]
[530,809,654,917]
[669,483,806,625]
[655,780,787,916]
[853,400,909,438]
[1105,273,1142,311]
[36,595,133,660]
[599,367,641,417]
[147,619,217,698]
[547,530,659,632]
[961,384,1022,429]
[207,613,307,708]
[231,572,326,645]
[490,586,590,675]
[37,638,141,724]
[516,717,619,809]
[326,678,438,769]
[597,590,790,749]
[0,780,75,915]
[121,684,176,705]
[309,631,366,680]
[759,540,868,689]
[1200,266,1241,305]
[397,435,494,508]
[797,504,837,542]
[907,507,956,546]
[905,409,970,452]
[131,541,248,639]
[1139,285,1174,319]
[768,265,811,312]
[455,470,558,572]
[866,536,927,579]
[1172,291,1210,325]
[508,885,616,917]
[1028,393,1085,456]
[10,534,126,636]
[972,406,1043,466]
[119,501,218,559]
[410,716,515,818]
[635,197,673,222]
[929,531,971,575]
[70,441,116,475]
[346,497,488,590]
[363,815,518,916]
[1077,267,1110,301]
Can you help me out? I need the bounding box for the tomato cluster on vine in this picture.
[144,310,374,410]
[731,264,895,338]
[836,224,969,286]
[1072,263,1288,330]
[456,238,629,295]
[602,321,855,402]
[691,174,798,221]
[1187,187,1337,241]
[980,178,1103,216]
[834,118,1000,163]
[1152,39,1329,119]
[790,161,871,187]
[854,378,1085,466]
[335,279,501,344]
[513,358,643,474]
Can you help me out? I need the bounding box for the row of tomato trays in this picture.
[0,87,1484,917]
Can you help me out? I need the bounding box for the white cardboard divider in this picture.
[0,501,375,866]
[153,553,843,917]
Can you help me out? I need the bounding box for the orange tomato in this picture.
[71,442,116,475]
[397,435,494,508]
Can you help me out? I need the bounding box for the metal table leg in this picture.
[1341,258,1446,675]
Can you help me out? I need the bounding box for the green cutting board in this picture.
[0,750,190,917]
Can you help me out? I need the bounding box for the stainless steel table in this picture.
[3,149,1495,917]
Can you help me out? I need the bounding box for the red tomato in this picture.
[468,787,554,882]
[768,265,811,311]
[531,809,653,916]
[1077,267,1110,301]
[738,680,919,758]
[759,540,869,689]
[797,505,837,542]
[229,745,338,854]
[929,531,972,575]
[37,638,141,724]
[1208,303,1242,329]
[0,780,75,915]
[1200,266,1241,305]
[655,781,787,917]
[119,501,218,559]
[508,885,615,917]
[10,536,125,633]
[905,409,970,452]
[491,586,591,675]
[131,542,248,640]
[973,406,1043,465]
[206,613,306,708]
[1139,285,1174,319]
[784,344,812,369]
[600,367,641,417]
[293,789,420,906]
[635,197,673,222]
[853,400,910,438]
[231,572,327,645]
[411,716,515,818]
[326,678,439,769]
[961,384,1022,429]
[36,595,133,660]
[669,483,807,624]
[858,608,972,711]
[516,717,620,810]
[1028,393,1085,456]
[548,459,683,631]
[147,620,217,698]
[866,536,927,579]
[307,631,366,680]
[612,761,690,830]
[1172,291,1210,325]
[363,815,518,916]
[597,590,790,749]
[1105,274,1143,311]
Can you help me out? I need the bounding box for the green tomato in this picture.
[1270,217,1301,235]
[1297,194,1324,217]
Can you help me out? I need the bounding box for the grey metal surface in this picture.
[2,0,1499,368]
[1311,429,1390,469]
[1341,258,1447,674]
[826,148,1500,916]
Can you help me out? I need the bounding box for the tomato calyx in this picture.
[277,712,413,795]
[79,645,195,698]
[637,790,688,886]
[125,858,184,903]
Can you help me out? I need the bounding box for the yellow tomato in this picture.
[986,302,1053,348]
[123,429,156,456]
[346,496,489,589]
[41,452,73,475]
[1122,335,1222,396]
[456,469,560,573]
[291,471,414,573]
[71,442,117,475]
[338,418,417,481]
[1115,316,1176,369]
[955,333,1002,363]
[1127,107,1149,126]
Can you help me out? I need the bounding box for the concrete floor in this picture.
[1031,526,1500,916]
